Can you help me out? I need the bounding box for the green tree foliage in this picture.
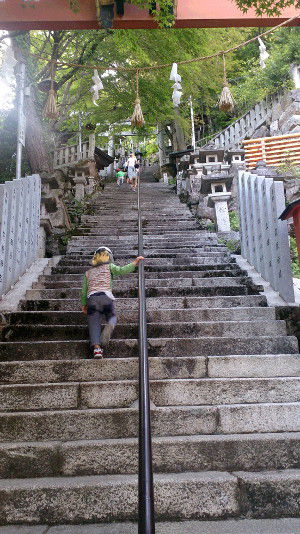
[235,0,300,15]
[22,28,245,141]
[229,27,300,116]
[1,24,299,176]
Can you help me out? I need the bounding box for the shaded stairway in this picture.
[0,173,299,526]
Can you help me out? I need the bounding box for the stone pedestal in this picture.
[85,177,95,196]
[38,218,52,258]
[74,176,87,201]
[208,192,232,232]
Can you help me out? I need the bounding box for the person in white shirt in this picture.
[126,153,138,191]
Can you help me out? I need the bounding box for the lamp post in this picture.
[16,62,26,180]
[189,96,196,150]
[78,114,82,160]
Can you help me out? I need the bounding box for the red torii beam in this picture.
[0,0,299,30]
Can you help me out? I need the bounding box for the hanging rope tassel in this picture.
[43,61,59,120]
[131,70,145,128]
[218,54,235,113]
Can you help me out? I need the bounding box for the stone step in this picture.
[36,268,246,284]
[68,240,221,248]
[1,376,299,412]
[34,276,250,291]
[0,471,236,524]
[72,230,214,237]
[21,294,268,312]
[6,518,300,534]
[25,284,253,301]
[1,354,298,385]
[1,432,299,479]
[65,248,229,257]
[68,239,220,247]
[0,402,299,443]
[52,262,237,275]
[0,469,299,524]
[58,253,230,265]
[5,306,276,327]
[1,334,297,361]
[2,320,287,342]
[71,228,210,237]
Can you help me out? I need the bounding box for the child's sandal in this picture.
[94,347,103,359]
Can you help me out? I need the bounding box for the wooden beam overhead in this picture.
[0,0,299,30]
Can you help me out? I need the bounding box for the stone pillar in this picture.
[108,133,115,178]
[208,192,232,232]
[74,175,87,201]
[85,177,95,196]
[88,134,96,159]
[38,225,47,259]
[157,123,166,168]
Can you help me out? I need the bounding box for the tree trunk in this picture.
[157,123,167,167]
[173,107,186,152]
[24,95,53,175]
[10,33,52,176]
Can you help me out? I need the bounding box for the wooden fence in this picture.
[243,132,300,169]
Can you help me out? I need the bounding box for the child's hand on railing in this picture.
[82,306,87,315]
[134,256,145,265]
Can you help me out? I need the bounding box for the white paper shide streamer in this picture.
[170,62,182,107]
[90,69,103,106]
[258,38,269,69]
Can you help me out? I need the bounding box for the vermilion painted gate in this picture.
[0,0,298,30]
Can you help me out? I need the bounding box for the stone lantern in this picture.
[74,169,87,201]
[197,144,225,165]
[225,148,245,165]
[250,160,300,204]
[200,170,233,232]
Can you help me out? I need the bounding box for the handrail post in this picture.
[137,173,155,534]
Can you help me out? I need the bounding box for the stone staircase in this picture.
[0,173,299,528]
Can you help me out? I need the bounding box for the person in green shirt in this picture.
[81,246,144,358]
[116,168,126,186]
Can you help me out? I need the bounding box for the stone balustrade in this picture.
[53,134,96,169]
[0,174,41,297]
[201,89,300,150]
[206,92,282,149]
[238,170,295,303]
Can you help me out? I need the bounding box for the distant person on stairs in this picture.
[126,153,138,192]
[81,246,144,359]
[116,168,126,186]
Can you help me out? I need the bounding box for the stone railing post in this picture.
[0,174,41,298]
[208,187,232,232]
[88,134,96,159]
[74,175,87,201]
[238,170,294,302]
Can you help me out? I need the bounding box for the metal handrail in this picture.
[137,173,155,534]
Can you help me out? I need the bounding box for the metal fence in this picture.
[238,170,295,303]
[0,174,41,297]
